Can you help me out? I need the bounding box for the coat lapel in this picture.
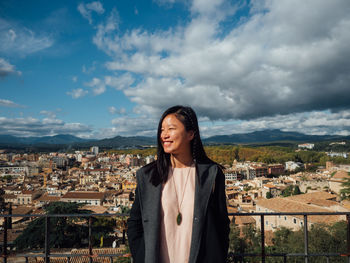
[137,170,162,263]
[188,162,217,263]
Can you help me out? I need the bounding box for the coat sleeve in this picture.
[127,173,145,261]
[213,166,230,257]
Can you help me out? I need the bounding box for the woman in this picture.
[127,105,230,263]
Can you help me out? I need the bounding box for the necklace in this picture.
[171,164,192,226]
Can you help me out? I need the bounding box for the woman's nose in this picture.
[161,130,169,139]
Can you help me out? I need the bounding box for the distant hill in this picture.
[0,129,349,149]
[203,129,349,144]
[79,136,156,148]
[0,134,156,149]
[0,134,91,146]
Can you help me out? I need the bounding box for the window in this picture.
[284,216,287,221]
[266,221,268,225]
[294,219,297,224]
[300,222,303,225]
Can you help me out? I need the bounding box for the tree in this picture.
[340,174,350,200]
[15,202,92,250]
[91,216,116,247]
[266,192,273,199]
[293,185,301,195]
[282,185,294,197]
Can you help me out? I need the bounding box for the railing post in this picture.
[45,216,50,263]
[89,216,93,263]
[260,215,265,263]
[304,215,308,263]
[2,217,8,263]
[347,214,350,263]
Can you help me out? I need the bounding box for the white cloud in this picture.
[108,106,126,115]
[110,116,158,136]
[40,110,57,119]
[78,1,105,25]
[84,73,134,96]
[0,58,21,77]
[72,76,78,82]
[105,73,134,90]
[85,77,106,95]
[92,0,350,125]
[0,116,92,137]
[66,88,88,99]
[199,110,350,138]
[82,62,97,74]
[0,18,54,56]
[0,98,23,107]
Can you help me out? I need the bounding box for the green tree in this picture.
[15,202,92,250]
[91,216,116,247]
[228,222,247,254]
[293,185,301,195]
[282,185,294,197]
[266,192,273,199]
[340,174,350,200]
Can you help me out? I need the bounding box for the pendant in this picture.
[177,212,182,225]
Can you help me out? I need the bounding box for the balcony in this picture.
[1,212,350,263]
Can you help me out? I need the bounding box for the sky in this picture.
[1,0,350,139]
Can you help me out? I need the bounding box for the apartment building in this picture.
[61,191,105,206]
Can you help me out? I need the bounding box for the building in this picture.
[326,152,348,158]
[285,161,303,171]
[329,170,350,195]
[17,190,42,205]
[61,191,105,206]
[255,192,344,231]
[298,143,314,150]
[90,146,99,155]
[115,192,133,208]
[268,164,285,176]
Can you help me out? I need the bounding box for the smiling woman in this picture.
[127,105,230,263]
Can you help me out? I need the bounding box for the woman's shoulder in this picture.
[198,159,224,171]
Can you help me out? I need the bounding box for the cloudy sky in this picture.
[1,0,350,139]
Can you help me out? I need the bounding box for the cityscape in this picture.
[1,0,350,262]
[1,139,350,262]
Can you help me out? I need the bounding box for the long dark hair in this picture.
[149,105,213,186]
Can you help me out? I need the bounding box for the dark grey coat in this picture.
[127,161,230,263]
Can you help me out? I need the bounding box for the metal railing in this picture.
[1,213,131,263]
[1,212,350,263]
[228,211,350,263]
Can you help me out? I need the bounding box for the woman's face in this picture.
[160,114,194,156]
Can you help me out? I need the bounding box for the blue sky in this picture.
[1,0,350,138]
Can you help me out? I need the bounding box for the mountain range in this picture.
[0,129,348,149]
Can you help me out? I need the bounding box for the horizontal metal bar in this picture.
[16,254,129,258]
[231,253,343,257]
[1,211,349,218]
[229,212,350,216]
[0,213,130,218]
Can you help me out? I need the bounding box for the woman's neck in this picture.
[171,153,193,168]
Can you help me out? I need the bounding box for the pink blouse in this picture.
[159,164,196,263]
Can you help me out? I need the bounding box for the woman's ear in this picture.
[188,130,195,141]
